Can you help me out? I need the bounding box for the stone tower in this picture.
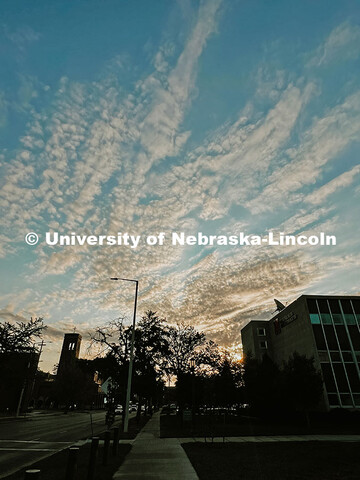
[57,333,82,375]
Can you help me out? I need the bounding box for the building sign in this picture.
[274,312,298,335]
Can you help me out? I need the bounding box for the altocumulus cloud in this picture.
[0,4,359,366]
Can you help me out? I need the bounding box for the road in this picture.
[0,410,112,478]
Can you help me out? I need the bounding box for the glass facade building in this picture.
[308,297,360,409]
[241,295,360,410]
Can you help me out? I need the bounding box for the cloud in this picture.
[1,11,360,365]
[0,91,8,127]
[305,165,360,205]
[246,90,360,214]
[138,0,222,164]
[3,25,41,51]
[0,306,29,323]
[307,21,360,67]
[38,249,82,275]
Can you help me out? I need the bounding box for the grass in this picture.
[182,441,360,480]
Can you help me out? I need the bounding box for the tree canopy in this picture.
[0,317,46,354]
[89,311,244,413]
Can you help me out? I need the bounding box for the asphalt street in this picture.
[0,410,111,478]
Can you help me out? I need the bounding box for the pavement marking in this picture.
[0,440,72,444]
[0,448,57,452]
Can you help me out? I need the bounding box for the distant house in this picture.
[0,351,39,414]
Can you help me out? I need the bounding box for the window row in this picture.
[308,298,360,326]
[327,393,360,407]
[318,350,360,363]
[321,362,360,393]
[312,324,360,350]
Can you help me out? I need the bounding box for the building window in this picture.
[352,300,360,325]
[321,313,332,325]
[318,299,330,315]
[341,300,357,325]
[259,340,267,349]
[348,325,360,350]
[68,342,75,350]
[310,313,320,324]
[332,313,344,325]
[257,328,266,336]
[329,299,344,324]
[330,351,341,362]
[313,325,326,350]
[340,394,353,406]
[321,363,337,391]
[307,298,318,314]
[335,326,351,350]
[344,314,356,325]
[342,351,353,362]
[345,363,360,392]
[323,325,339,350]
[318,351,330,363]
[333,363,350,392]
[327,393,340,406]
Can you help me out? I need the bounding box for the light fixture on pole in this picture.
[110,277,139,433]
[189,358,196,429]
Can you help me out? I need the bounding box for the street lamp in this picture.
[110,277,139,433]
[189,359,196,429]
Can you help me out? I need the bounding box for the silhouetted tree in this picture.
[282,352,323,426]
[0,317,46,413]
[0,317,46,353]
[164,323,206,377]
[212,356,243,408]
[134,311,169,413]
[54,360,96,410]
[89,317,133,417]
[243,353,282,415]
[90,312,168,415]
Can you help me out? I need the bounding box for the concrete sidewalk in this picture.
[113,411,199,480]
[181,434,360,443]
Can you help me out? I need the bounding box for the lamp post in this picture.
[189,359,196,430]
[110,277,139,433]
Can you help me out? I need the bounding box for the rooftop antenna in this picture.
[272,299,286,314]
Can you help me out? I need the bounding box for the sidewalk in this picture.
[180,433,360,443]
[113,411,199,480]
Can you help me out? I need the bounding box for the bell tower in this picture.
[57,333,82,375]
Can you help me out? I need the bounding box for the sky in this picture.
[1,0,360,372]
